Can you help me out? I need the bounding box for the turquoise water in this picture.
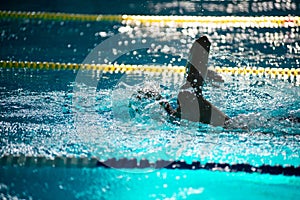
[1,0,300,199]
[1,167,300,200]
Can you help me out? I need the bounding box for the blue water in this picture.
[0,0,300,199]
[0,0,299,16]
[1,167,300,200]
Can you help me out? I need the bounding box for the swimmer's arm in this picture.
[137,89,180,118]
[159,100,180,118]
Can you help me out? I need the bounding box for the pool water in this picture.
[1,167,300,200]
[0,0,300,199]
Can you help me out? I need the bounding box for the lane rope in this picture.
[0,155,299,176]
[0,10,299,27]
[0,60,186,74]
[0,60,299,84]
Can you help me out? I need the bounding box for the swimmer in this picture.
[134,36,231,127]
[131,36,299,129]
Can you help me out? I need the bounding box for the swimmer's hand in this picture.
[207,69,224,83]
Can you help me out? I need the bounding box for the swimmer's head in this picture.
[186,36,211,87]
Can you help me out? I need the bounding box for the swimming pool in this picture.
[0,0,300,199]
